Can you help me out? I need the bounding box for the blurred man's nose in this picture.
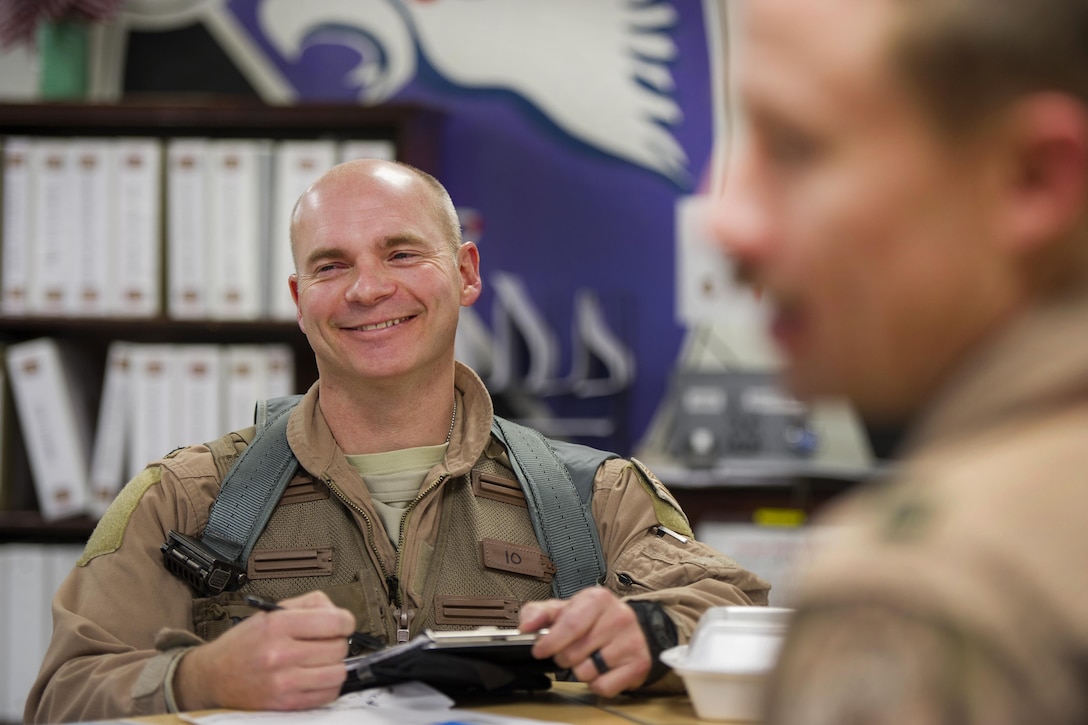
[710,149,774,266]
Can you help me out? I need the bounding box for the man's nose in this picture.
[344,266,395,303]
[709,150,774,265]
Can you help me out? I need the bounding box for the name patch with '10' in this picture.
[480,538,557,582]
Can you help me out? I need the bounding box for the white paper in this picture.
[181,679,562,725]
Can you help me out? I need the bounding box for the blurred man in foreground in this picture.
[714,0,1088,721]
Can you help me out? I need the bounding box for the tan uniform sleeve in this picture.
[25,450,216,723]
[764,603,1042,725]
[591,457,771,690]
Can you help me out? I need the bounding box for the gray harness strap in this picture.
[200,402,299,566]
[491,416,609,598]
[195,399,613,600]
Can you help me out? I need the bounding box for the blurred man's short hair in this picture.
[891,0,1088,135]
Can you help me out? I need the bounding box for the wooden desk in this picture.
[465,681,710,724]
[125,682,721,724]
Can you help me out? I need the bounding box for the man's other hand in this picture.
[519,586,652,697]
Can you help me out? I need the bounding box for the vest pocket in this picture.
[247,547,334,580]
[434,595,522,627]
[280,475,330,505]
[471,470,527,507]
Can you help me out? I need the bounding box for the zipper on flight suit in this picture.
[324,471,450,645]
[321,474,396,632]
[390,473,448,644]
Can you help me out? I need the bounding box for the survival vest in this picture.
[162,396,617,601]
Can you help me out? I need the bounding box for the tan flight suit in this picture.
[26,363,769,724]
[765,295,1088,724]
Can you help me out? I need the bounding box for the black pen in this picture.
[244,594,384,655]
[244,594,284,612]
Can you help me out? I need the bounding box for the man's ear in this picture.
[996,93,1088,255]
[289,274,306,334]
[457,242,483,306]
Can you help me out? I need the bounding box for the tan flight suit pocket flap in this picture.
[247,547,334,579]
[434,595,522,627]
[280,475,329,505]
[472,471,527,507]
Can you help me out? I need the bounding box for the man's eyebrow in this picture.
[378,233,430,250]
[302,247,347,268]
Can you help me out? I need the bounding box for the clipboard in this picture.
[342,627,560,696]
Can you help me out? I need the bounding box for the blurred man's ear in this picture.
[995,92,1088,255]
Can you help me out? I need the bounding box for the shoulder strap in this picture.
[256,395,303,429]
[199,397,302,569]
[199,400,615,600]
[491,415,615,599]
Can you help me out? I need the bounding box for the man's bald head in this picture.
[289,159,462,270]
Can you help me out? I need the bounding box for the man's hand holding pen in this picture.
[173,591,357,712]
[245,594,384,656]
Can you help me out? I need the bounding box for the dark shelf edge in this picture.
[0,99,441,131]
[0,511,97,543]
[0,315,304,333]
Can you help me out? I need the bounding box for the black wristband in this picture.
[628,600,679,686]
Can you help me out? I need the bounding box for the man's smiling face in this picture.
[290,162,480,392]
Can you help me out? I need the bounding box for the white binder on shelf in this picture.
[338,139,397,163]
[114,138,164,318]
[269,140,337,321]
[166,138,212,320]
[126,344,178,478]
[27,138,75,316]
[5,338,97,521]
[87,341,133,518]
[68,138,116,317]
[207,139,273,321]
[1,544,49,723]
[222,345,266,432]
[1,136,34,316]
[177,344,223,446]
[263,343,296,399]
[0,545,10,719]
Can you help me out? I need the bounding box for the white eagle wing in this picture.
[401,0,688,182]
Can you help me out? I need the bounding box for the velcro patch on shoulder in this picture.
[630,458,693,538]
[79,466,163,566]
